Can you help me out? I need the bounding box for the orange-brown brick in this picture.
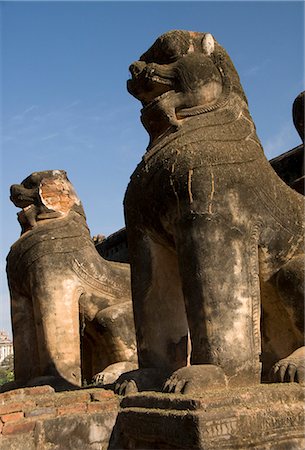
[34,393,57,408]
[0,385,54,403]
[1,412,24,423]
[87,402,107,413]
[36,391,90,408]
[90,390,116,402]
[57,402,87,416]
[2,419,36,435]
[23,386,55,396]
[0,400,35,415]
[0,388,25,402]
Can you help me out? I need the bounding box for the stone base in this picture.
[110,384,304,449]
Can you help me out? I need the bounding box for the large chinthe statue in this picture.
[6,170,137,391]
[120,30,304,394]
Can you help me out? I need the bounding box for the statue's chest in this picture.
[129,133,260,193]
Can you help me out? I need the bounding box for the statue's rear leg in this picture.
[275,254,304,334]
[115,227,189,392]
[269,254,305,383]
[128,228,189,372]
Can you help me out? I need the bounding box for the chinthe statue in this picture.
[6,170,137,391]
[118,30,304,394]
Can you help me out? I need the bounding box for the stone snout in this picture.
[128,45,224,142]
[128,61,176,105]
[10,183,38,209]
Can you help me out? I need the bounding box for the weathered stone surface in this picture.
[5,170,137,391]
[110,384,305,449]
[122,30,304,393]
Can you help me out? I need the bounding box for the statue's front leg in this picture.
[168,215,261,392]
[31,269,82,388]
[10,289,40,384]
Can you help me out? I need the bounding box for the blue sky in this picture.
[1,1,304,335]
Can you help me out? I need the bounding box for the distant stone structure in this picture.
[270,145,304,194]
[96,228,129,263]
[270,92,304,195]
[0,331,13,365]
[6,170,137,391]
[118,30,304,394]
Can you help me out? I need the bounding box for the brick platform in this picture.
[0,386,119,449]
[1,384,304,449]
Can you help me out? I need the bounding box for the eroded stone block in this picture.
[111,384,305,449]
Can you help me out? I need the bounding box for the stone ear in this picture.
[202,33,214,56]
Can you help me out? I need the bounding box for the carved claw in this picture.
[115,379,138,396]
[163,374,188,393]
[270,347,305,384]
[163,365,227,395]
[270,359,305,384]
[113,368,167,395]
[92,362,138,387]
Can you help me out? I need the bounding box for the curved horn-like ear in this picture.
[202,33,214,55]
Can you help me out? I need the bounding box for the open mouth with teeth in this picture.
[127,62,176,107]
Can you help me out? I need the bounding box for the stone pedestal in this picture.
[110,384,304,449]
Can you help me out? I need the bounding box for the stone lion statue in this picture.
[6,170,137,390]
[117,30,304,394]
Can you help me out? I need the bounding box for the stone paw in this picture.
[115,379,139,395]
[92,361,138,386]
[114,368,167,395]
[163,365,227,395]
[163,373,189,394]
[270,347,305,384]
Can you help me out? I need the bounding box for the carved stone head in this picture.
[10,170,84,234]
[128,30,246,142]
